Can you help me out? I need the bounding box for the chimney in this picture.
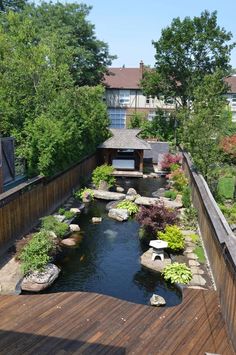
[140,60,144,78]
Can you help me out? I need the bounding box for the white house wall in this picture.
[105,89,175,111]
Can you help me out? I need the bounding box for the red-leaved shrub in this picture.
[220,135,236,158]
[160,153,182,171]
[136,202,179,239]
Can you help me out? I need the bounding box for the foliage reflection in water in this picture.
[46,178,182,306]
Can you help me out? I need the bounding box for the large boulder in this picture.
[108,208,129,222]
[61,238,77,247]
[93,190,125,201]
[98,180,109,191]
[69,224,80,232]
[159,197,182,209]
[106,200,120,211]
[127,188,137,196]
[135,196,159,206]
[21,264,60,292]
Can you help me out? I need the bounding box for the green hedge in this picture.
[217,176,235,200]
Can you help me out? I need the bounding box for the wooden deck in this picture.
[0,289,234,354]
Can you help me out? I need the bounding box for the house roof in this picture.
[99,129,151,150]
[103,68,142,89]
[225,76,236,93]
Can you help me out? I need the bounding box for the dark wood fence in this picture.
[182,151,236,351]
[0,153,97,253]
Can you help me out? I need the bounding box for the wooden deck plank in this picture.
[0,289,234,354]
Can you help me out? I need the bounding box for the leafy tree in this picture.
[180,70,231,180]
[0,0,26,12]
[142,10,235,107]
[0,2,112,176]
[127,112,144,128]
[139,109,175,140]
[17,86,109,176]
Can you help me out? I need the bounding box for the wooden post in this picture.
[137,150,144,172]
[0,139,3,193]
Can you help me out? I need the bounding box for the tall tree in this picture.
[180,70,231,180]
[0,0,26,12]
[142,10,235,107]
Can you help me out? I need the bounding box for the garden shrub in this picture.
[164,190,177,200]
[19,230,55,274]
[170,163,180,172]
[58,208,65,215]
[58,208,75,220]
[158,225,185,252]
[92,164,115,188]
[218,203,236,224]
[41,215,69,238]
[217,176,235,200]
[220,134,236,160]
[182,207,198,229]
[74,188,94,201]
[182,186,191,208]
[160,153,182,171]
[117,200,139,215]
[136,203,179,239]
[162,262,192,284]
[169,169,188,192]
[64,211,75,220]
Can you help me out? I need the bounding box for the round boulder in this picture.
[127,188,137,196]
[21,264,60,292]
[150,294,166,307]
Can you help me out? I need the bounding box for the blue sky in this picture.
[82,0,236,68]
[34,0,236,68]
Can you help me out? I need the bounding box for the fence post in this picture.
[0,139,3,193]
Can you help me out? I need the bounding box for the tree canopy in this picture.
[179,70,231,180]
[0,1,113,176]
[142,10,235,107]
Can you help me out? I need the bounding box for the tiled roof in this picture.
[225,76,236,93]
[99,129,151,150]
[103,68,143,89]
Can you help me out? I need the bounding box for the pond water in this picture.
[46,177,182,306]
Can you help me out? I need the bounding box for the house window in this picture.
[146,97,150,104]
[119,90,130,106]
[108,108,126,128]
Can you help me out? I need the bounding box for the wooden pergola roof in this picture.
[99,129,151,150]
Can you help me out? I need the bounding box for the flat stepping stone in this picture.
[185,242,196,248]
[135,196,159,206]
[93,190,125,201]
[190,266,204,275]
[189,260,200,267]
[183,230,197,237]
[187,253,198,260]
[184,247,194,253]
[189,274,206,287]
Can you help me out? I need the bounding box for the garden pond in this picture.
[45,177,182,306]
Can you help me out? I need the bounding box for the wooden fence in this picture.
[0,153,97,253]
[182,151,236,351]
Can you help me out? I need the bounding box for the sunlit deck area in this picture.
[0,288,234,354]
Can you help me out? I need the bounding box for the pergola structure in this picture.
[98,129,151,173]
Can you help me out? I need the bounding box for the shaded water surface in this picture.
[46,178,182,306]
